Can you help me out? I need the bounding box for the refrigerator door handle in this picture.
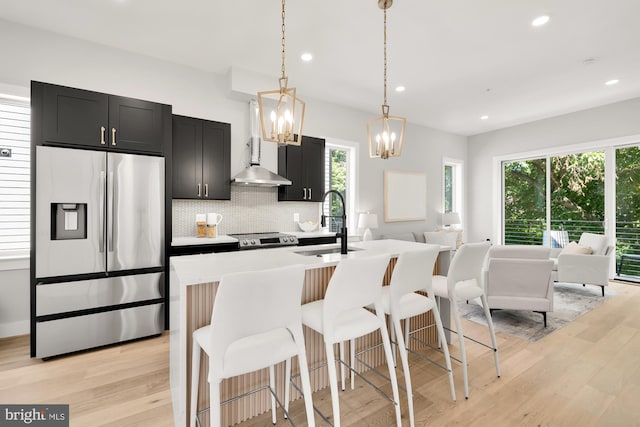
[107,171,114,252]
[99,171,106,253]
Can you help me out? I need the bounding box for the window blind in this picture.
[0,99,30,253]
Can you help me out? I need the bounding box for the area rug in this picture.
[458,282,616,342]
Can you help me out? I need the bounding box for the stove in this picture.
[229,232,299,250]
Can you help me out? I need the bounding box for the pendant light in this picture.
[257,0,306,146]
[367,0,406,159]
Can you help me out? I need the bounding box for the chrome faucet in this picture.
[320,190,348,255]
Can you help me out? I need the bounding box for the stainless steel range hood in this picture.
[232,100,291,187]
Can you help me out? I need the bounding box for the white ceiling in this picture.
[2,0,640,136]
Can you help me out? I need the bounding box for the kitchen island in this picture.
[170,239,452,427]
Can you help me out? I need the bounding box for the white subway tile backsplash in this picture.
[172,186,320,238]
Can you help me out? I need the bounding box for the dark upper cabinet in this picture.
[172,115,230,200]
[34,81,168,155]
[108,96,163,153]
[278,135,325,202]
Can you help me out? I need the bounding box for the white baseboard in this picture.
[0,320,29,338]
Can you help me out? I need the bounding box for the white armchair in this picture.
[484,245,555,326]
[553,232,614,296]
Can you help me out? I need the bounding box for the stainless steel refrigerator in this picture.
[33,146,165,358]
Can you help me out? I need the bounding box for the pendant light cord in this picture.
[383,8,387,107]
[281,0,287,79]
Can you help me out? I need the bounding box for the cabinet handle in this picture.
[204,184,209,197]
[309,188,312,200]
[111,127,117,146]
[303,188,307,200]
[197,183,201,197]
[100,126,106,145]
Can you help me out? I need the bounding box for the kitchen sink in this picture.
[293,247,363,257]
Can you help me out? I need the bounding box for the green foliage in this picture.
[444,165,453,213]
[616,146,640,222]
[504,158,546,221]
[504,152,607,222]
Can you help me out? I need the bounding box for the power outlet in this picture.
[293,213,300,222]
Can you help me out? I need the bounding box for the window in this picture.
[443,158,463,222]
[324,140,356,232]
[502,151,605,246]
[0,97,30,255]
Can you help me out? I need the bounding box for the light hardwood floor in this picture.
[2,281,639,426]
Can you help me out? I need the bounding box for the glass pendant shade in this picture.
[258,77,305,146]
[367,105,406,159]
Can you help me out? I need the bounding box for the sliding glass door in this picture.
[550,151,605,241]
[503,158,546,245]
[503,144,640,281]
[503,150,605,246]
[616,146,640,279]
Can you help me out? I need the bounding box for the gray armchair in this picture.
[484,245,555,326]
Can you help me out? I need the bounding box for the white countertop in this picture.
[171,239,452,287]
[171,235,238,246]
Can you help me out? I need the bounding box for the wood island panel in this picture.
[185,258,438,427]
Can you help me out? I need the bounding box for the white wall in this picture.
[0,19,467,336]
[0,260,30,338]
[467,96,640,243]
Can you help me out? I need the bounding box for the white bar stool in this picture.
[431,241,500,399]
[300,254,402,427]
[190,264,315,427]
[375,246,457,427]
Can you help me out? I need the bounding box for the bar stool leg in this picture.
[209,378,222,427]
[432,303,456,401]
[480,294,501,378]
[325,342,342,427]
[393,316,415,427]
[269,365,277,424]
[293,329,316,427]
[350,339,355,390]
[339,341,346,391]
[404,318,410,353]
[283,358,291,418]
[389,320,398,366]
[450,298,470,399]
[190,340,201,427]
[377,311,403,426]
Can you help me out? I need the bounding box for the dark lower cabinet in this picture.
[34,81,168,155]
[171,243,239,256]
[278,135,325,201]
[172,115,230,200]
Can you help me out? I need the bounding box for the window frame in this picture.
[442,157,464,227]
[324,138,358,232]
[0,94,31,261]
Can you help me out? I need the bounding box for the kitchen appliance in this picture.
[231,100,292,187]
[32,146,165,358]
[228,232,298,250]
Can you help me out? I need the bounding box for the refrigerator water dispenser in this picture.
[51,203,87,240]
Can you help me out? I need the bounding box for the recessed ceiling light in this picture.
[481,115,489,120]
[395,86,406,92]
[531,15,550,27]
[301,53,313,62]
[605,79,619,86]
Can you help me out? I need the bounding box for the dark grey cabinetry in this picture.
[33,81,168,155]
[278,135,325,202]
[172,115,231,200]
